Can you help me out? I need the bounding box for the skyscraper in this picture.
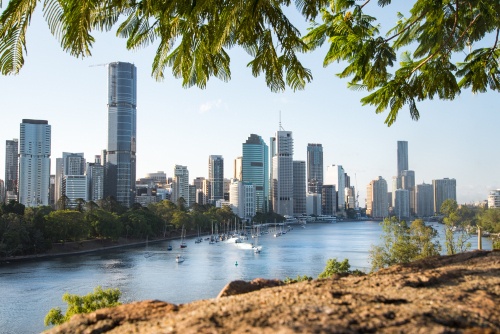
[433,178,457,214]
[366,176,388,218]
[242,134,269,213]
[87,155,104,202]
[18,119,51,207]
[325,164,345,213]
[415,183,434,217]
[171,165,190,206]
[293,160,306,216]
[307,143,323,194]
[270,130,294,216]
[208,155,224,204]
[5,139,18,200]
[397,141,408,176]
[105,62,137,208]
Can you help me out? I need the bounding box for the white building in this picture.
[487,189,500,208]
[229,179,256,221]
[306,192,322,216]
[63,175,88,207]
[171,165,190,206]
[18,119,51,207]
[270,130,294,216]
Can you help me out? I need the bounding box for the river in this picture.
[0,220,493,334]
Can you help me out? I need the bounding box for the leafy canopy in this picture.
[1,0,499,124]
[44,286,121,327]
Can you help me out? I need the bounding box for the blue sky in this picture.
[0,3,499,206]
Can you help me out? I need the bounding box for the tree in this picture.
[441,199,472,255]
[477,208,500,249]
[2,1,498,125]
[44,286,121,327]
[370,217,441,271]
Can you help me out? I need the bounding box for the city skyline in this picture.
[0,5,499,206]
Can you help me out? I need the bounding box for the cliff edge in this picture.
[46,250,500,333]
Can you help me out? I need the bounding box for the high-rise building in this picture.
[293,160,306,216]
[87,155,104,202]
[401,170,416,214]
[321,185,337,216]
[433,178,457,214]
[171,165,190,206]
[394,189,410,218]
[325,164,345,213]
[397,141,408,176]
[233,156,242,181]
[105,62,137,208]
[208,155,224,204]
[242,134,269,213]
[366,176,388,218]
[307,143,323,194]
[55,152,86,205]
[18,119,51,207]
[270,130,294,216]
[145,171,167,185]
[229,179,256,221]
[5,139,18,200]
[415,183,434,217]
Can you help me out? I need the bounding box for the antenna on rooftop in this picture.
[279,110,285,130]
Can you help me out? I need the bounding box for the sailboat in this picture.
[180,225,187,248]
[252,226,262,253]
[175,254,185,263]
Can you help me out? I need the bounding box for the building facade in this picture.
[366,176,388,218]
[242,134,269,213]
[325,164,345,213]
[415,183,434,217]
[171,165,190,206]
[394,188,410,218]
[105,62,137,208]
[18,119,51,207]
[5,139,18,201]
[433,178,457,214]
[87,156,104,202]
[488,189,500,208]
[321,184,337,216]
[208,155,224,204]
[397,141,408,176]
[270,130,294,216]
[307,143,323,194]
[293,160,306,216]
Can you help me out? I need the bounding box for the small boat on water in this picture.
[180,225,187,248]
[175,254,184,263]
[167,245,173,251]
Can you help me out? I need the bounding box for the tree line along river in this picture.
[0,220,493,334]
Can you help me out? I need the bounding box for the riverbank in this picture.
[0,231,194,264]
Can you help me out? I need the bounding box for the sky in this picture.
[0,3,499,206]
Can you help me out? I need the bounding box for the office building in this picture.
[415,183,434,217]
[233,156,242,181]
[208,155,224,204]
[270,130,294,216]
[321,184,337,216]
[242,134,269,213]
[306,192,322,216]
[307,143,323,194]
[87,156,104,202]
[104,62,137,208]
[401,170,415,214]
[5,139,18,201]
[293,160,306,216]
[145,171,167,185]
[433,178,457,214]
[18,119,51,207]
[366,176,388,218]
[229,179,256,221]
[325,164,345,213]
[394,189,410,218]
[397,141,408,176]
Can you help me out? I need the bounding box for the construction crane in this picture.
[89,63,109,67]
[355,173,360,213]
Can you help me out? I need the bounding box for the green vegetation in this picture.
[44,286,121,327]
[477,208,500,249]
[0,197,267,258]
[318,258,364,278]
[370,217,441,271]
[284,275,313,284]
[1,1,499,125]
[441,199,472,255]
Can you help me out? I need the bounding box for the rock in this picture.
[46,250,500,333]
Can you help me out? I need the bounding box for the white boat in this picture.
[175,254,184,263]
[180,225,187,248]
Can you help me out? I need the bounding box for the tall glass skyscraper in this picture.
[242,134,269,213]
[307,143,323,194]
[397,140,408,176]
[18,119,51,207]
[105,62,137,208]
[208,155,224,204]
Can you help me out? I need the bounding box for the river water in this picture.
[0,221,492,334]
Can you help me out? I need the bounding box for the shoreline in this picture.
[0,232,195,264]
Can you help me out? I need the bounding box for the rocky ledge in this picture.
[46,250,500,333]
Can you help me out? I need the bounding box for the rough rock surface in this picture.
[46,250,500,333]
